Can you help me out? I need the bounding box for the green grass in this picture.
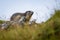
[0,20,5,24]
[0,10,60,40]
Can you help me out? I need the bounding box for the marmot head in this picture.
[25,11,33,21]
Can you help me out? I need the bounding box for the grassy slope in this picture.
[0,10,60,40]
[43,10,60,40]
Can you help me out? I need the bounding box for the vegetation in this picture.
[0,10,60,40]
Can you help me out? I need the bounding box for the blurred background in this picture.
[0,0,60,23]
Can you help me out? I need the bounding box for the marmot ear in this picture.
[25,11,30,14]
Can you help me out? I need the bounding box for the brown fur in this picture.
[10,11,33,24]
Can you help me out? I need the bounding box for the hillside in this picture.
[0,10,60,40]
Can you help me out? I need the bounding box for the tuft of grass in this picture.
[0,20,5,24]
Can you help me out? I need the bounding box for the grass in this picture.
[0,10,60,40]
